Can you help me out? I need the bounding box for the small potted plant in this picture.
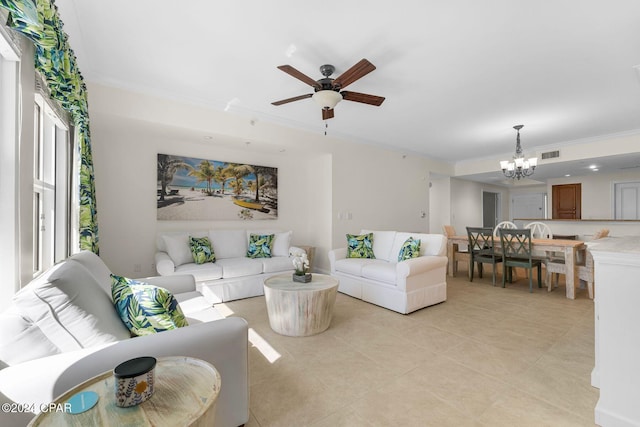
[292,251,311,283]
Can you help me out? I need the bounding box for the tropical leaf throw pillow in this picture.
[398,237,421,262]
[189,236,215,264]
[346,233,375,259]
[111,274,188,336]
[247,234,275,258]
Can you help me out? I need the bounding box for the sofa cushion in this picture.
[216,258,264,279]
[209,230,247,259]
[346,233,375,259]
[163,234,193,267]
[111,275,189,336]
[0,306,61,365]
[68,251,115,296]
[362,230,396,261]
[13,260,131,352]
[261,256,295,273]
[398,237,421,262]
[174,291,226,323]
[189,236,216,264]
[247,234,274,258]
[247,230,292,257]
[174,262,223,282]
[362,262,397,285]
[334,258,378,276]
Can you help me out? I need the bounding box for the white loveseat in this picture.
[328,230,448,314]
[0,251,249,427]
[155,229,296,304]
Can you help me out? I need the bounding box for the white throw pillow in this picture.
[13,260,131,352]
[361,229,396,262]
[209,230,247,259]
[272,231,292,257]
[162,234,193,266]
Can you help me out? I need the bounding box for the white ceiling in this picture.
[55,0,640,170]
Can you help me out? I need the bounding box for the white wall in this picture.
[88,84,439,276]
[329,144,431,250]
[449,178,510,234]
[429,175,451,235]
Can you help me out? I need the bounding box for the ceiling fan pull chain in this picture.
[324,121,328,136]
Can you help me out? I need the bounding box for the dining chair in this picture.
[493,221,517,237]
[576,228,609,299]
[466,227,502,286]
[499,228,543,292]
[524,221,553,239]
[547,228,609,298]
[443,225,470,277]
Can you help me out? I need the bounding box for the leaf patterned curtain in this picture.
[1,0,99,254]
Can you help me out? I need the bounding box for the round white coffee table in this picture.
[263,273,339,336]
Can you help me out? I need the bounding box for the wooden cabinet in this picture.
[552,183,581,219]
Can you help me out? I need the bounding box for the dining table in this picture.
[446,235,587,299]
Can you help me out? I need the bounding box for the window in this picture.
[0,23,20,305]
[33,93,72,275]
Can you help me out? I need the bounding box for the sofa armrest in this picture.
[143,274,197,295]
[328,248,348,272]
[396,255,448,279]
[155,251,175,276]
[0,317,249,427]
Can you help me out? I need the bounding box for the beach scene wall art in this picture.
[157,153,278,221]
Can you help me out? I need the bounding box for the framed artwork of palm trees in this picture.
[157,153,278,220]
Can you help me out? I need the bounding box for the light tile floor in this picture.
[219,270,598,426]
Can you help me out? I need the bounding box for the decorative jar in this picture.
[114,356,156,407]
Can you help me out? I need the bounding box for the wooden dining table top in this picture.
[448,235,586,247]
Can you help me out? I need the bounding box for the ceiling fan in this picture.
[271,58,385,120]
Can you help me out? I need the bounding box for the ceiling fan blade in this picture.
[341,91,385,106]
[322,108,335,120]
[332,59,376,89]
[271,93,313,106]
[277,65,320,88]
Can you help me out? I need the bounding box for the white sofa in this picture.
[0,251,249,427]
[328,230,448,314]
[155,229,296,304]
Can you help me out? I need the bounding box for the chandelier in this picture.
[500,125,537,180]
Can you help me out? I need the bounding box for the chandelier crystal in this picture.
[500,125,537,180]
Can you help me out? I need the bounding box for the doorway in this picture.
[614,181,640,219]
[511,193,546,221]
[482,191,500,228]
[552,183,582,219]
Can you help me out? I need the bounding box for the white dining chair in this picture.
[524,221,553,239]
[493,221,517,237]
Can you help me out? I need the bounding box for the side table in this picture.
[28,356,221,427]
[263,273,338,336]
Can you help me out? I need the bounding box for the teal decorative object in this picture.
[398,237,421,261]
[247,234,274,258]
[110,275,188,336]
[189,236,216,264]
[346,233,375,259]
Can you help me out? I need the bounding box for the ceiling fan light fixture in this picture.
[312,90,342,110]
